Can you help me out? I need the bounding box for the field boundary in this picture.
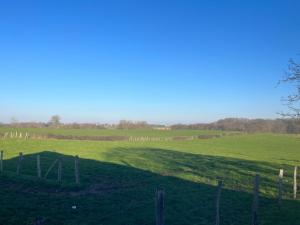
[0,131,234,142]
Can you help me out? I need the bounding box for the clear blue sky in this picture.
[1,0,300,124]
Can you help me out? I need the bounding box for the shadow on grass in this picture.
[0,149,299,225]
[103,148,298,196]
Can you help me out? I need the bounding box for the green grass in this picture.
[0,130,299,225]
[0,127,227,137]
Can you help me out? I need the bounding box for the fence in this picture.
[0,151,298,225]
[0,151,80,184]
[1,131,228,142]
[1,131,30,139]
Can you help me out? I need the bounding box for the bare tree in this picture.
[117,120,150,129]
[279,58,300,118]
[49,115,61,128]
[10,117,18,124]
[10,117,19,128]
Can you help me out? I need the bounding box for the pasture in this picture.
[0,128,299,225]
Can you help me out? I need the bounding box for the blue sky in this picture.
[1,0,300,124]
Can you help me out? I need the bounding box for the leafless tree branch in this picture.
[279,58,300,118]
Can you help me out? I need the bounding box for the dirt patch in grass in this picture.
[197,134,222,139]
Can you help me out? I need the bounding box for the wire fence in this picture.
[0,151,298,225]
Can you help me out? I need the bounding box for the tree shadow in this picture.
[0,150,299,225]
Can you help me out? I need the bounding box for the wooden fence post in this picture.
[252,174,260,225]
[37,155,41,178]
[75,155,80,184]
[215,180,223,225]
[58,159,62,182]
[294,166,298,200]
[0,150,3,173]
[155,189,165,225]
[16,152,23,175]
[278,169,284,206]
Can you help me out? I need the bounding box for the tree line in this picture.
[2,117,151,130]
[171,118,300,133]
[2,117,300,133]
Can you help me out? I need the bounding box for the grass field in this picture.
[0,128,299,225]
[0,127,227,137]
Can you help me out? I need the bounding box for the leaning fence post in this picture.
[252,174,260,225]
[58,159,62,183]
[44,159,58,179]
[37,155,41,178]
[215,180,223,225]
[294,166,298,200]
[74,155,80,184]
[16,152,23,175]
[0,150,3,173]
[278,169,284,206]
[155,189,165,225]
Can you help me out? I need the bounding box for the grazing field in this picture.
[0,128,299,225]
[0,127,227,138]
